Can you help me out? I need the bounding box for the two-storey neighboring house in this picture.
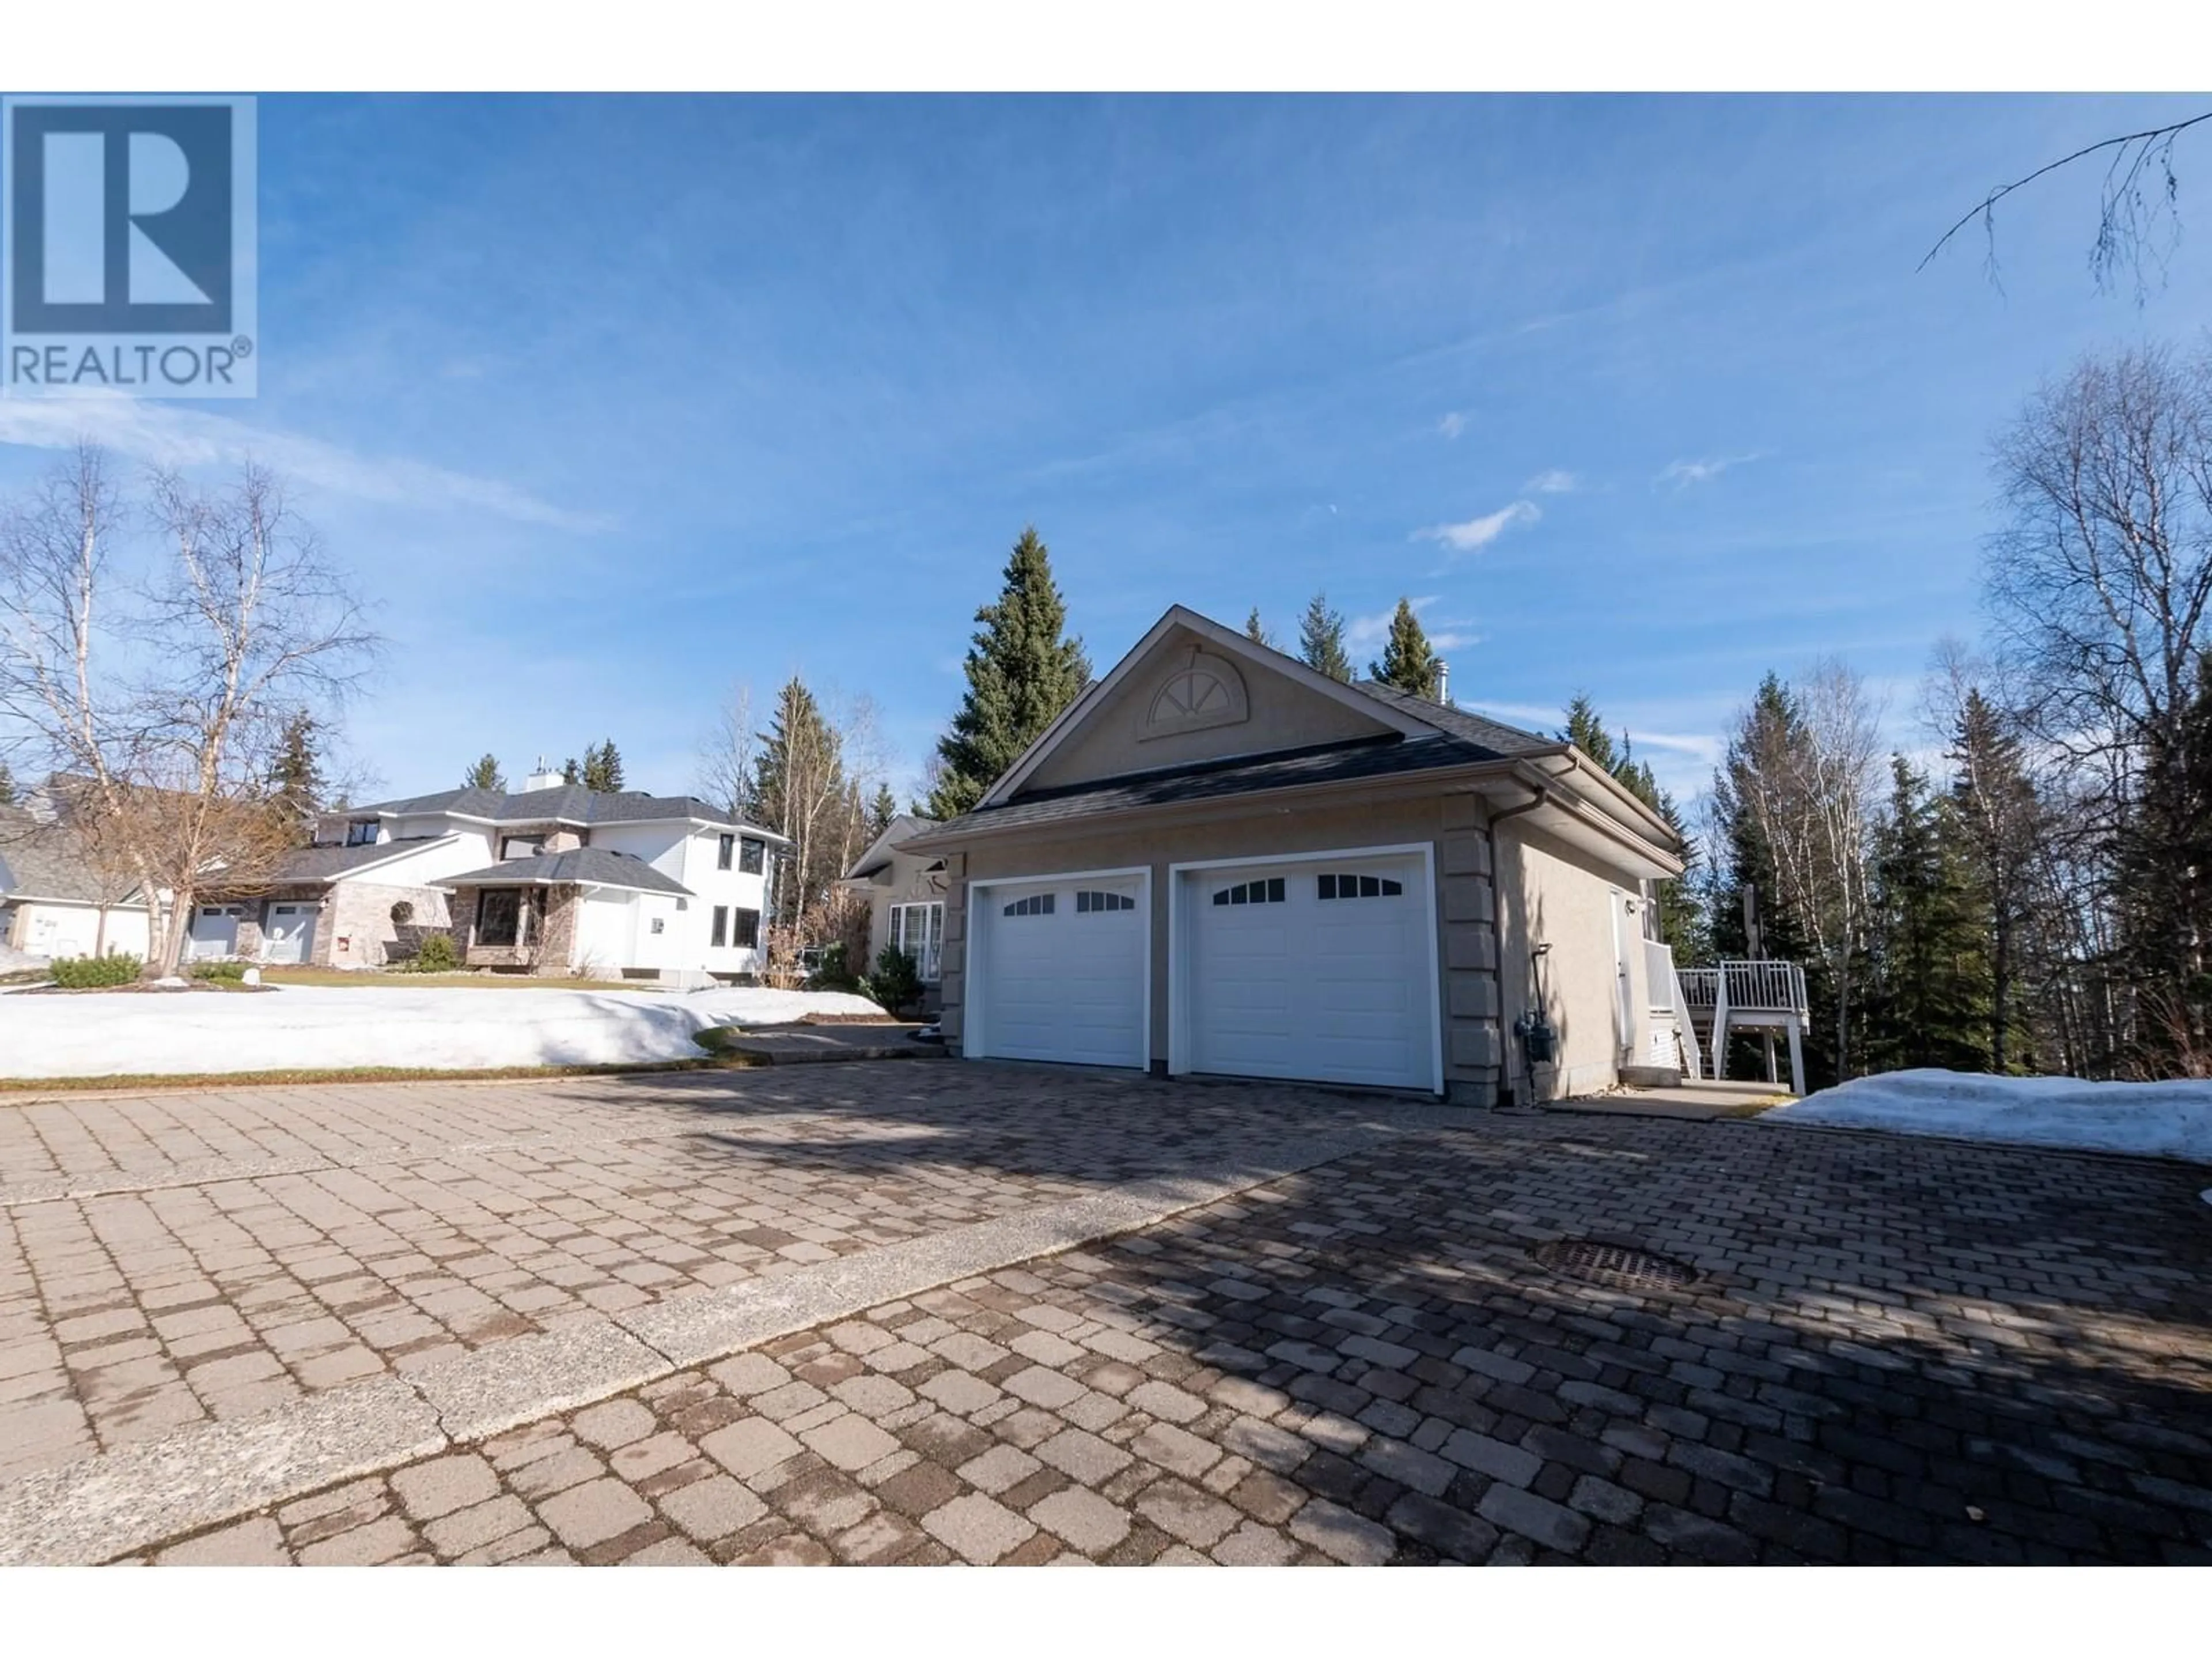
[185,766,787,978]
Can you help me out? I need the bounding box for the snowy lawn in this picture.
[0,982,887,1080]
[1768,1068,2212,1165]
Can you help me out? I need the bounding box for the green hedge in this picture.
[189,960,249,982]
[51,953,142,988]
[407,933,459,972]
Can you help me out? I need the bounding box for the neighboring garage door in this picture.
[1181,851,1437,1091]
[969,874,1147,1069]
[261,903,317,965]
[186,904,248,961]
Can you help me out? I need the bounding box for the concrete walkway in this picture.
[1551,1078,1790,1122]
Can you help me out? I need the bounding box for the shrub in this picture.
[807,941,861,993]
[51,952,142,988]
[863,946,922,1017]
[408,933,459,973]
[189,960,248,982]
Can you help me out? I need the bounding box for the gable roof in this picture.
[343,785,790,840]
[844,814,937,881]
[435,847,694,897]
[0,806,146,907]
[979,605,1437,808]
[267,836,460,885]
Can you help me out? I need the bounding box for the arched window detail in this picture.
[1317,873,1403,900]
[1142,649,1249,740]
[1075,891,1135,914]
[1002,893,1056,917]
[1211,877,1286,907]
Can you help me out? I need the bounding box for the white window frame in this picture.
[887,900,945,983]
[1165,843,1442,1096]
[961,866,1152,1069]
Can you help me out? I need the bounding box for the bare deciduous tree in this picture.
[0,446,376,976]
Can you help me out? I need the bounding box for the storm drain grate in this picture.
[1532,1238,1700,1293]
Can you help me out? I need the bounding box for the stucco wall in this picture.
[938,794,1505,1104]
[1493,824,1637,1101]
[1021,627,1396,793]
[6,899,151,960]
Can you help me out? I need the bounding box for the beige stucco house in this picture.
[902,605,1687,1107]
[840,813,948,1009]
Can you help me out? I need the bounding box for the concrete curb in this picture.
[0,1118,1435,1564]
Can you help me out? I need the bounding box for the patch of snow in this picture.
[1769,1069,2212,1165]
[0,942,48,972]
[0,982,887,1079]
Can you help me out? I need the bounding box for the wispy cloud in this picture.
[1413,499,1540,554]
[1626,729,1723,767]
[1345,595,1480,657]
[0,393,611,533]
[1437,411,1468,440]
[1523,468,1578,495]
[1657,452,1764,490]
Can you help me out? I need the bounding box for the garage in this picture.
[966,872,1147,1068]
[1177,849,1438,1091]
[185,903,248,961]
[261,903,317,965]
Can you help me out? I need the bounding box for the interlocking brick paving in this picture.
[126,1111,2212,1565]
[0,1066,1399,1486]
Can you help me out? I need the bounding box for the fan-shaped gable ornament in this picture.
[1142,648,1249,739]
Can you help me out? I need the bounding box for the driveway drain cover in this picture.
[1533,1239,1699,1292]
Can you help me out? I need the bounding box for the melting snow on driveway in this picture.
[1768,1068,2212,1165]
[0,983,887,1080]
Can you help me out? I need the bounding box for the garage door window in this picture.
[1318,873,1403,900]
[1211,877,1285,906]
[1003,893,1055,917]
[1074,891,1134,913]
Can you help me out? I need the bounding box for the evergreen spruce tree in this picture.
[0,760,14,806]
[1948,687,2042,1073]
[1297,592,1352,683]
[1560,692,1620,771]
[582,740,626,793]
[268,713,324,846]
[1868,756,1993,1073]
[928,527,1091,819]
[464,753,505,792]
[1368,599,1441,699]
[1244,607,1274,648]
[752,677,850,928]
[867,782,899,840]
[560,756,581,785]
[1562,695,1705,960]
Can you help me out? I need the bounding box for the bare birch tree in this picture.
[0,446,376,976]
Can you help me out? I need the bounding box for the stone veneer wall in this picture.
[451,884,581,975]
[321,881,453,969]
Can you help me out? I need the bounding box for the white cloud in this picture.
[1625,729,1724,767]
[0,392,611,532]
[1657,452,1764,490]
[1523,468,1578,494]
[1437,411,1468,440]
[1413,499,1540,554]
[1344,596,1479,658]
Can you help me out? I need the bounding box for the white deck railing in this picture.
[1676,960,1808,1016]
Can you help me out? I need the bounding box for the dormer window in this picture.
[500,835,543,861]
[345,819,378,847]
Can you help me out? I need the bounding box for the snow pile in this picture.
[0,942,48,973]
[0,982,886,1080]
[1769,1068,2212,1164]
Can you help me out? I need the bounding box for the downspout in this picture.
[1482,771,1551,1109]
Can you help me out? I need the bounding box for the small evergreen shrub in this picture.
[51,953,142,988]
[807,941,861,993]
[864,946,922,1017]
[408,933,459,972]
[189,960,249,982]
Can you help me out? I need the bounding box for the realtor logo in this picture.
[3,94,257,397]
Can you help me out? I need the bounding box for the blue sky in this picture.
[6,93,2211,808]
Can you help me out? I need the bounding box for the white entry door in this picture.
[262,903,317,965]
[186,904,247,961]
[1181,851,1437,1091]
[969,874,1147,1069]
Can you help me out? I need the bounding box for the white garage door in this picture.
[186,904,248,961]
[1183,852,1437,1090]
[261,903,317,965]
[970,874,1147,1069]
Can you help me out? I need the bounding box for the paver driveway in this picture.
[5,1069,2211,1565]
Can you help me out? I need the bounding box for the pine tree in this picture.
[753,677,850,927]
[560,756,581,785]
[1560,692,1620,771]
[1948,688,2042,1073]
[868,782,898,840]
[0,761,14,806]
[1244,607,1274,649]
[1297,592,1352,683]
[464,753,505,792]
[928,527,1091,819]
[581,739,625,793]
[268,713,324,846]
[1368,599,1441,699]
[1868,756,1993,1073]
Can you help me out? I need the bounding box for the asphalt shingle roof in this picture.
[0,806,142,906]
[270,837,454,884]
[437,847,694,897]
[351,785,779,835]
